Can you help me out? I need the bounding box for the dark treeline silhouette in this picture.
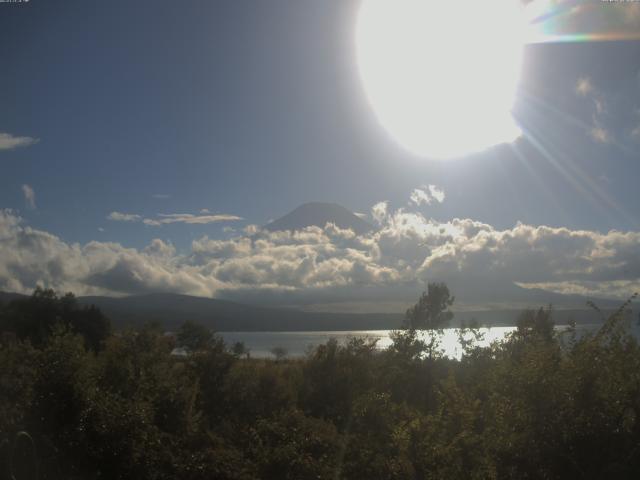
[0,287,110,351]
[0,286,639,479]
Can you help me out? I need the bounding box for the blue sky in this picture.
[1,0,639,309]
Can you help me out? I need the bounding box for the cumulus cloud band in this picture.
[1,206,639,306]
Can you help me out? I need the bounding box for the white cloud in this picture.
[1,206,639,307]
[409,184,445,206]
[22,184,36,209]
[575,77,593,97]
[371,201,388,225]
[143,238,176,258]
[0,132,39,151]
[0,209,222,296]
[152,194,171,199]
[107,212,142,222]
[409,189,431,206]
[428,185,445,203]
[590,126,612,144]
[243,224,259,235]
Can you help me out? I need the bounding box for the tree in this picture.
[270,346,288,362]
[69,303,111,351]
[177,320,214,352]
[232,341,250,359]
[405,282,454,331]
[515,306,555,341]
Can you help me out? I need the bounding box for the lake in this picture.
[219,323,632,360]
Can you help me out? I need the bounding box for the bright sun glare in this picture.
[356,0,526,159]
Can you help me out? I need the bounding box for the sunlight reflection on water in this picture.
[220,324,640,360]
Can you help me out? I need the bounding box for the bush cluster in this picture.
[1,288,639,479]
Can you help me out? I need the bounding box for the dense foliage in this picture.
[1,288,639,479]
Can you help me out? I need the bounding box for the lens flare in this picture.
[524,0,640,44]
[356,0,526,159]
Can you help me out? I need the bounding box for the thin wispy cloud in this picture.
[144,213,243,226]
[409,184,445,206]
[152,194,171,199]
[630,109,640,142]
[107,210,242,226]
[107,212,142,222]
[22,184,36,209]
[575,75,640,146]
[575,76,613,144]
[0,132,39,151]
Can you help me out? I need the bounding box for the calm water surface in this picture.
[220,323,640,360]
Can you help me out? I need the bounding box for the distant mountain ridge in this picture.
[264,202,374,235]
[79,293,403,331]
[3,291,401,331]
[0,291,625,332]
[0,292,27,304]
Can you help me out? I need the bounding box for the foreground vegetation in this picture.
[1,286,639,479]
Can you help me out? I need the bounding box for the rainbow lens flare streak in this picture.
[524,0,640,44]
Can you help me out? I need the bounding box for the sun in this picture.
[356,0,526,159]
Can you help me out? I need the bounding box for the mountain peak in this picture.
[264,202,373,235]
